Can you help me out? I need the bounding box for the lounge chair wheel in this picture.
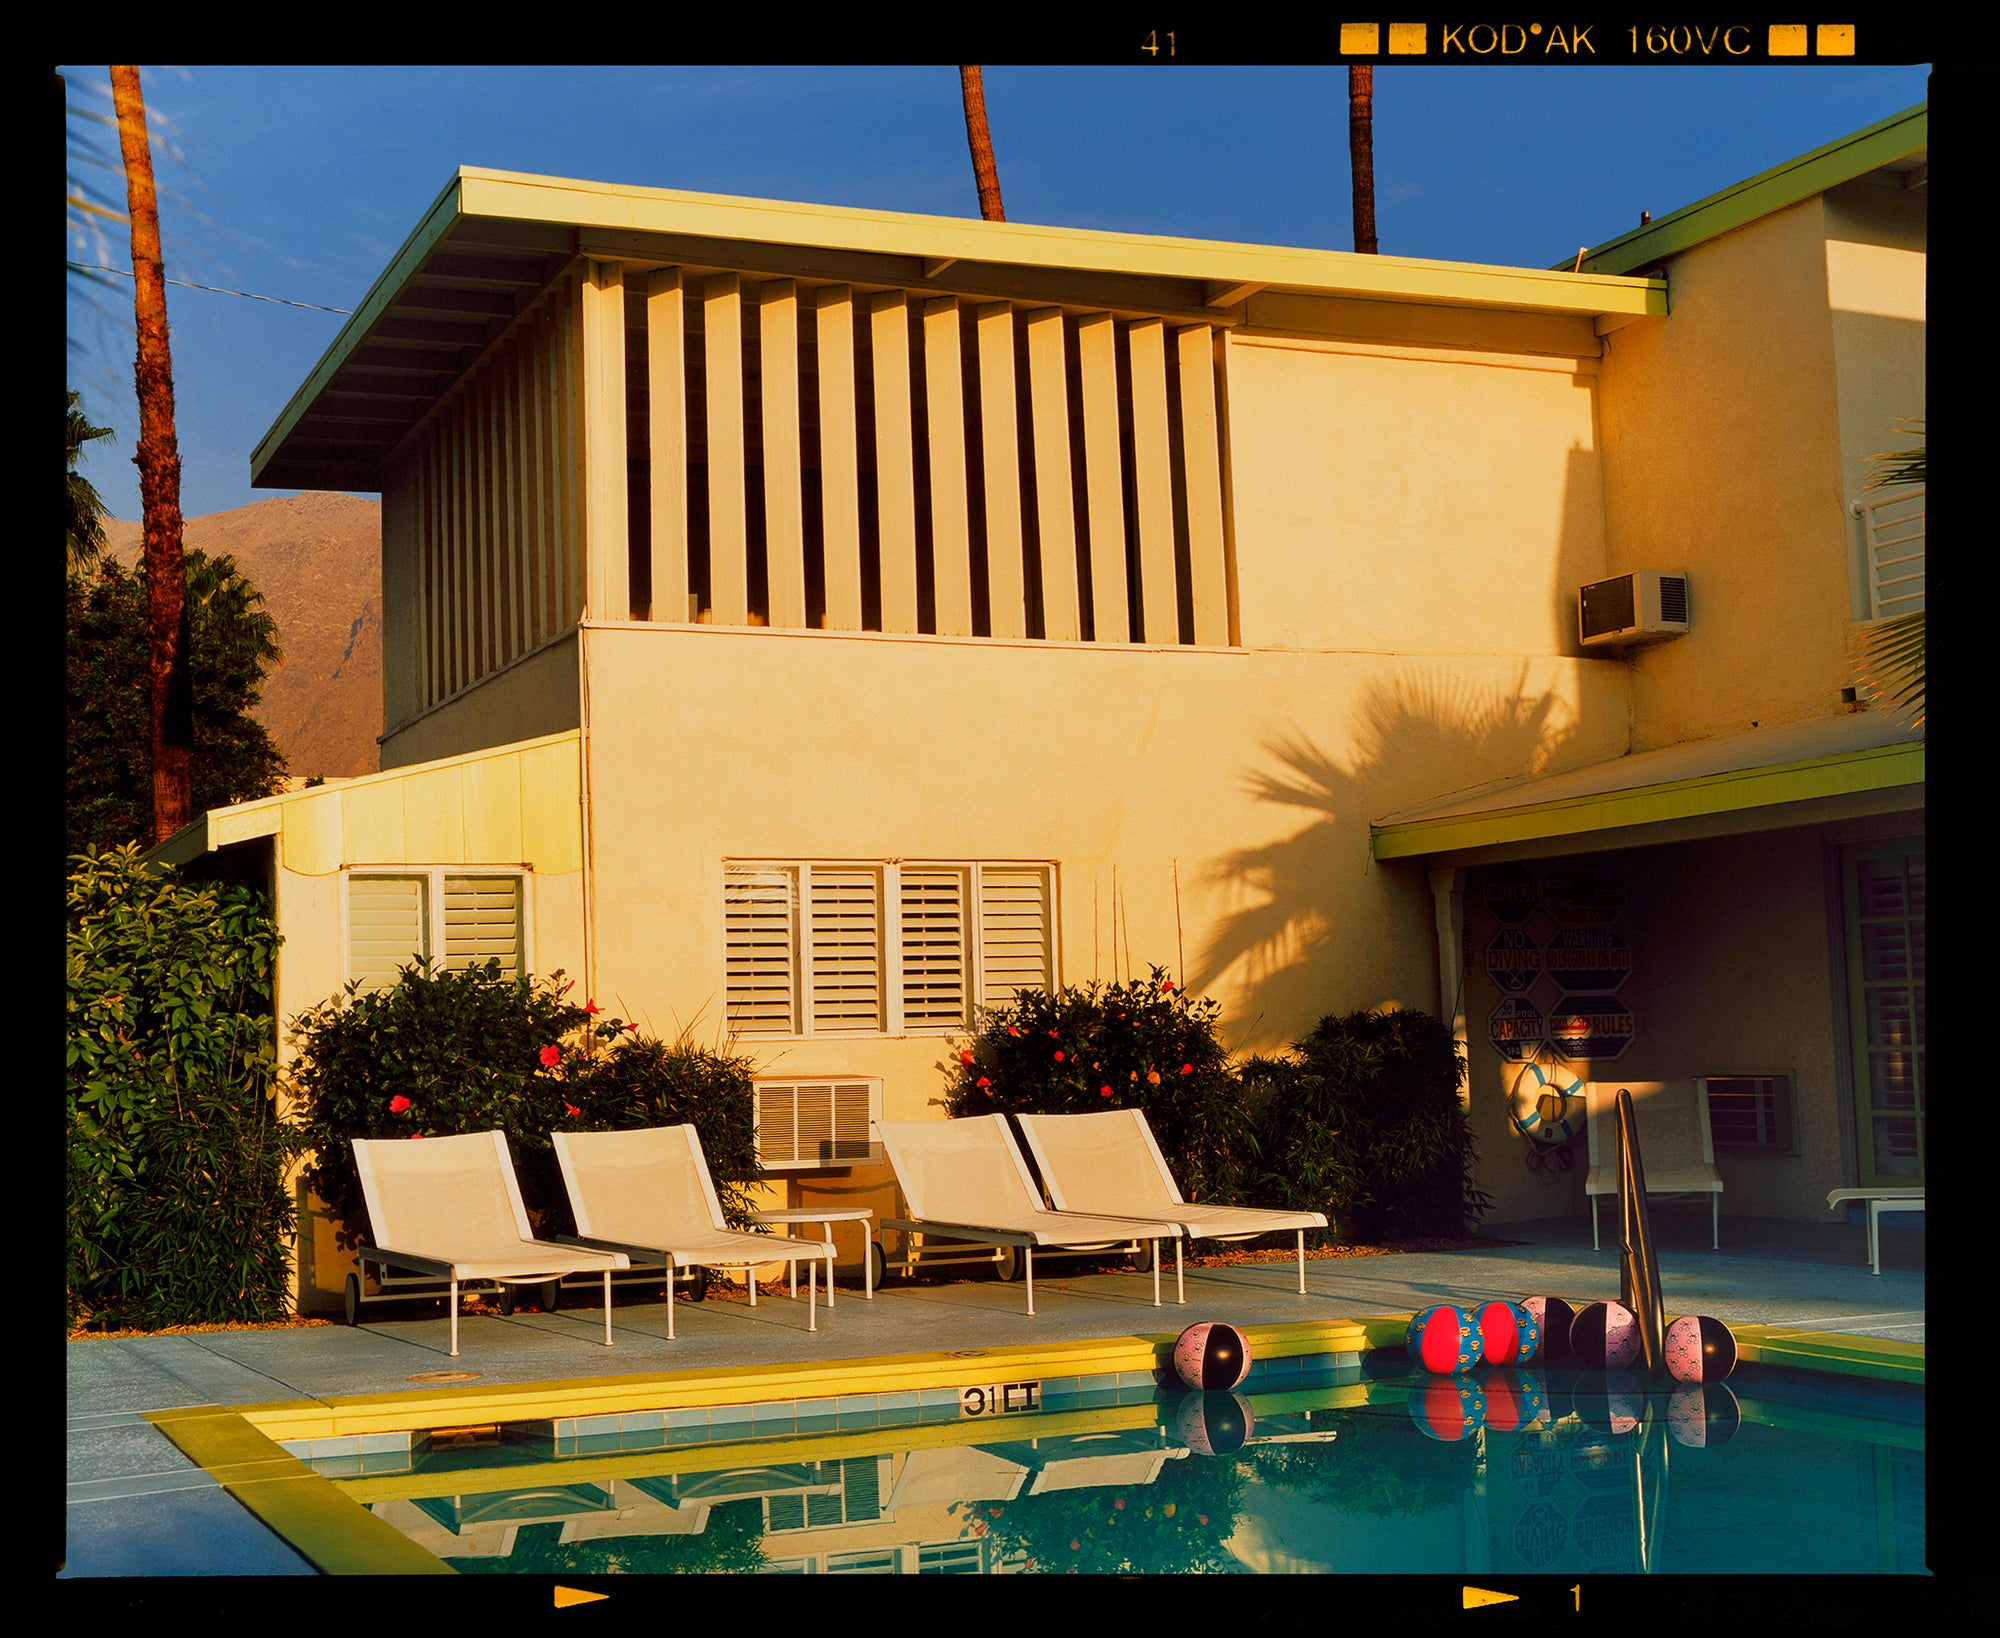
[995,1245,1026,1282]
[682,1267,709,1303]
[536,1278,561,1313]
[1127,1240,1157,1273]
[869,1240,887,1290]
[343,1273,361,1326]
[496,1284,517,1316]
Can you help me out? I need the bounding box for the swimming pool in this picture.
[271,1342,1924,1577]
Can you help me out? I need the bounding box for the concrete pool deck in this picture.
[63,1210,1924,1579]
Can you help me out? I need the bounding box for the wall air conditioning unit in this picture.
[754,1079,883,1170]
[1579,570,1691,648]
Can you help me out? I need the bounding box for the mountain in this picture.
[103,491,383,780]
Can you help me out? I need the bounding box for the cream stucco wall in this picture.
[1226,330,1607,658]
[1595,194,1922,750]
[574,624,1629,1118]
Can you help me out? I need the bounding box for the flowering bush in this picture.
[941,966,1253,1211]
[290,964,763,1244]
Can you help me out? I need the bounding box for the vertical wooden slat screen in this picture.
[923,297,973,637]
[814,286,863,632]
[477,368,500,668]
[1125,318,1177,643]
[975,302,1026,638]
[1176,324,1229,647]
[704,273,749,626]
[1025,308,1079,641]
[582,259,629,621]
[759,279,808,629]
[554,275,585,632]
[645,270,689,626]
[1075,313,1129,643]
[869,292,919,634]
[503,339,527,658]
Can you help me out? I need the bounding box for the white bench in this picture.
[1826,1187,1924,1275]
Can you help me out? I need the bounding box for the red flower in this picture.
[388,1095,411,1114]
[1100,1086,1113,1097]
[1198,1514,1209,1526]
[1181,1063,1194,1075]
[1129,1070,1139,1081]
[410,1133,425,1140]
[583,1000,602,1015]
[1161,978,1175,992]
[1054,1050,1065,1061]
[1048,1030,1059,1038]
[976,1077,991,1089]
[564,1102,581,1118]
[540,1044,562,1068]
[959,1049,974,1065]
[1007,1026,1021,1037]
[1114,1498,1125,1510]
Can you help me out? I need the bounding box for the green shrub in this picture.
[942,966,1252,1211]
[1253,1007,1488,1240]
[66,845,303,1328]
[288,965,761,1242]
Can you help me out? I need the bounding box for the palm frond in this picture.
[1850,610,1925,730]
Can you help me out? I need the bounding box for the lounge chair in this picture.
[874,1113,1184,1314]
[348,1131,628,1357]
[1583,1080,1723,1251]
[1016,1108,1329,1294]
[552,1124,838,1337]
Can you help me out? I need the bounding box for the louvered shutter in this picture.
[347,875,427,994]
[726,867,798,1034]
[979,866,1052,1006]
[900,867,969,1028]
[808,867,883,1032]
[443,875,523,976]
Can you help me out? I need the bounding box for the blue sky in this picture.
[65,63,1929,525]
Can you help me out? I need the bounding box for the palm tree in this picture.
[959,67,1005,222]
[67,389,114,567]
[1349,66,1378,254]
[110,64,193,843]
[1851,420,1925,732]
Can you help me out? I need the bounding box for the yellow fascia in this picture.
[454,167,1663,325]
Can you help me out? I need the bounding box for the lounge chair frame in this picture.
[874,1114,1185,1315]
[349,1130,627,1357]
[1583,1080,1723,1251]
[1016,1108,1329,1295]
[553,1125,839,1338]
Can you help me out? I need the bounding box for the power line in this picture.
[67,261,351,315]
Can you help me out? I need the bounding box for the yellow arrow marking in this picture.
[1463,1586,1520,1609]
[555,1587,610,1609]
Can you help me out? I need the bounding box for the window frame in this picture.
[723,859,1057,1039]
[340,865,533,993]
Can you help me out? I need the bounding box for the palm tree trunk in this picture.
[111,65,192,843]
[959,67,1006,222]
[1349,66,1379,255]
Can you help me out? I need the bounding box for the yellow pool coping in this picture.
[142,1315,1921,1576]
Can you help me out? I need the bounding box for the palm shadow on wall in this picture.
[1189,663,1582,1038]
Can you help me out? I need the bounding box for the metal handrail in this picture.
[1615,1088,1667,1375]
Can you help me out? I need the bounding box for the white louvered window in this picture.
[345,868,527,994]
[724,861,1055,1037]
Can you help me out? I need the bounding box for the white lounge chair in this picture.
[1016,1107,1329,1294]
[553,1124,838,1337]
[1584,1080,1723,1251]
[875,1114,1185,1315]
[348,1131,628,1357]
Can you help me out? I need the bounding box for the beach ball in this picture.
[1173,1321,1251,1391]
[1479,1367,1549,1433]
[1177,1391,1254,1455]
[1569,1300,1640,1370]
[1406,1304,1482,1374]
[1410,1373,1486,1441]
[1666,1383,1741,1448]
[1664,1314,1738,1383]
[1477,1299,1539,1366]
[1573,1370,1645,1436]
[1521,1296,1577,1364]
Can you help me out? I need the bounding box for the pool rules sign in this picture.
[1483,863,1635,1065]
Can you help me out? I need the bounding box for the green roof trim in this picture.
[1559,102,1927,276]
[1370,739,1924,861]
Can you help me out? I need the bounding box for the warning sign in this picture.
[1543,865,1624,927]
[1548,996,1635,1061]
[1543,927,1632,993]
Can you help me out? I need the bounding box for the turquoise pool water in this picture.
[295,1352,1924,1576]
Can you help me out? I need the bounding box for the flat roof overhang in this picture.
[252,168,1664,494]
[1370,713,1923,868]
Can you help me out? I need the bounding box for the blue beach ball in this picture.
[1477,1299,1540,1366]
[1406,1304,1482,1374]
[1410,1373,1486,1441]
[1173,1321,1251,1391]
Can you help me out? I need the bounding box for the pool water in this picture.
[295,1352,1924,1576]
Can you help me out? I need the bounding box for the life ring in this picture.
[1510,1061,1584,1144]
